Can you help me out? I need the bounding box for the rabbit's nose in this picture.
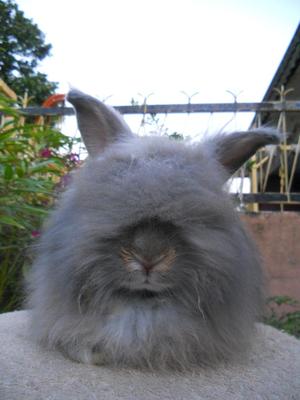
[142,262,154,275]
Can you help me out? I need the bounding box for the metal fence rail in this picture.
[15,100,300,116]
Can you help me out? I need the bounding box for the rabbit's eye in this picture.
[120,247,134,263]
[161,248,177,268]
[120,248,146,265]
[152,248,177,272]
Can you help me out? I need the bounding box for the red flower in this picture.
[31,231,40,238]
[40,148,52,158]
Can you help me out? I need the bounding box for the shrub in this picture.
[264,296,300,339]
[0,95,80,312]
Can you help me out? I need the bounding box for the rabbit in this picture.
[26,89,280,370]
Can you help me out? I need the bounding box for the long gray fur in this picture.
[27,90,280,370]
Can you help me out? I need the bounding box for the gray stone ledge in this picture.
[0,310,299,400]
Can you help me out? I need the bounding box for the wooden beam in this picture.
[0,79,17,100]
[231,193,300,203]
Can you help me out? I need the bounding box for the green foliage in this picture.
[0,0,57,104]
[264,296,300,338]
[0,94,79,312]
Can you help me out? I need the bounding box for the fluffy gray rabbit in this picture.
[27,90,279,370]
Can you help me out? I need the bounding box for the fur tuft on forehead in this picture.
[61,135,232,239]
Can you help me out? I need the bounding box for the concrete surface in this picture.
[0,310,300,400]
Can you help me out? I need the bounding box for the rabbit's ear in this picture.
[67,89,133,157]
[211,129,280,175]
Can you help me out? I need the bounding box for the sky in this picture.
[15,0,300,136]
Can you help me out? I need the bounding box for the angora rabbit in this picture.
[27,90,279,370]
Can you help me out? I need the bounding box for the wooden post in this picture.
[0,79,17,100]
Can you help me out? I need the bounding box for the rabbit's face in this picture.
[82,216,193,299]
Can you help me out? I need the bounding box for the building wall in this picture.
[241,212,300,304]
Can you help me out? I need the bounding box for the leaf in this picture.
[18,204,49,216]
[0,197,16,205]
[0,215,26,229]
[269,296,299,306]
[16,166,25,178]
[4,165,14,180]
[0,130,15,142]
[28,158,64,174]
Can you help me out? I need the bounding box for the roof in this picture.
[262,23,300,101]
